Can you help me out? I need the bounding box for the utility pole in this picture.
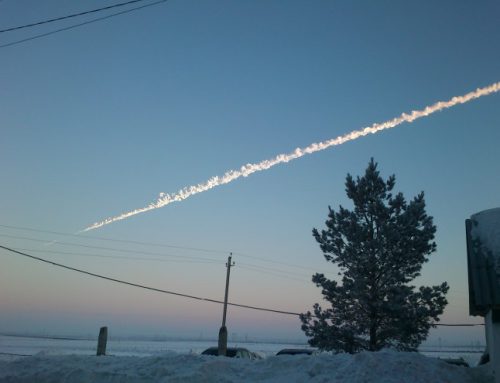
[218,253,234,356]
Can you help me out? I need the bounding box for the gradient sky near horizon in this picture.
[1,0,499,344]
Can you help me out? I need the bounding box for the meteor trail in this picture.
[84,82,500,232]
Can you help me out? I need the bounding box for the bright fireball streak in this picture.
[84,82,500,232]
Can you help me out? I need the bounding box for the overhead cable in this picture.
[0,233,221,263]
[0,223,229,255]
[435,323,484,327]
[0,0,152,33]
[0,245,485,326]
[0,0,168,49]
[12,247,221,265]
[0,232,315,279]
[0,245,484,327]
[0,224,318,271]
[0,244,302,317]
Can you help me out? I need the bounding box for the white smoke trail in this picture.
[84,82,500,232]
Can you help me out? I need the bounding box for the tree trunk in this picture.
[369,324,377,351]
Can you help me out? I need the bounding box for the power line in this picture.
[0,233,222,263]
[434,323,484,327]
[0,230,480,309]
[0,352,31,357]
[0,245,485,327]
[0,229,481,300]
[11,247,221,265]
[238,264,308,283]
[0,224,231,255]
[0,0,152,33]
[237,252,319,273]
[0,0,168,49]
[238,261,311,279]
[0,333,92,356]
[5,235,469,289]
[0,245,302,317]
[0,224,318,271]
[0,333,89,341]
[0,231,315,279]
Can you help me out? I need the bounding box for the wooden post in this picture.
[218,254,234,356]
[218,326,228,357]
[96,326,108,356]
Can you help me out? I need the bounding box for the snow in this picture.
[0,335,311,359]
[0,350,493,383]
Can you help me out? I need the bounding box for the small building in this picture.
[466,207,500,382]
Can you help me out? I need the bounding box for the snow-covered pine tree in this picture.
[300,159,448,352]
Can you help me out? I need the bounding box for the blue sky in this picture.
[1,0,499,344]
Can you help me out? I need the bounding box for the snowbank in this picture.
[0,350,492,383]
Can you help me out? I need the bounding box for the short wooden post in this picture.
[218,326,227,356]
[96,326,108,356]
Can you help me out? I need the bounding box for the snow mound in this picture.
[0,350,492,383]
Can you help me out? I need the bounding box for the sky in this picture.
[0,0,499,345]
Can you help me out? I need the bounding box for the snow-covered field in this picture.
[0,335,492,382]
[0,335,311,359]
[0,349,493,383]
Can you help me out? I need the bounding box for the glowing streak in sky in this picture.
[84,82,500,232]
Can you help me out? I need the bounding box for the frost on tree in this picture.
[300,159,448,353]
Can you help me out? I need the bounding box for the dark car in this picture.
[276,348,317,356]
[201,347,261,360]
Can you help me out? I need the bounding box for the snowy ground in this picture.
[0,335,484,364]
[0,350,493,383]
[0,335,313,360]
[0,335,491,382]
